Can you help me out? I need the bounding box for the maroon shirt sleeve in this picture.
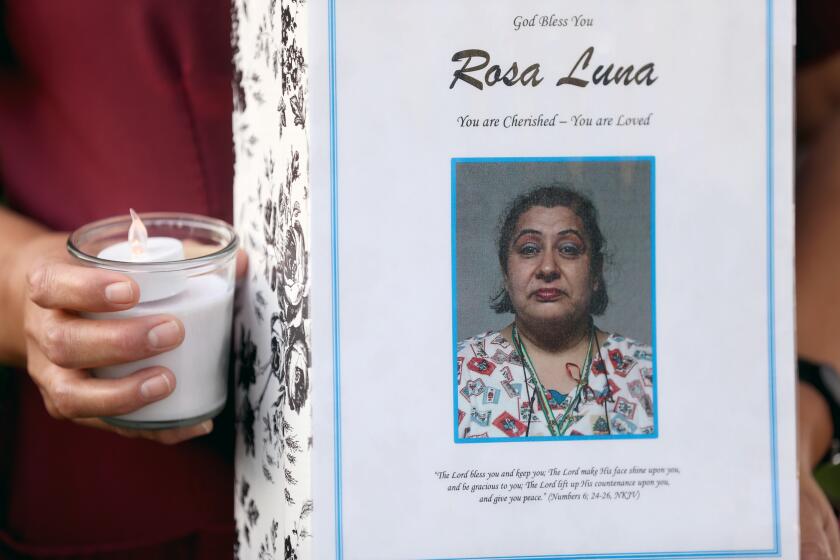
[0,1,235,557]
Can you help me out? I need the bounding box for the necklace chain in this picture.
[512,323,595,436]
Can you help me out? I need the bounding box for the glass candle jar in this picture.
[68,212,238,429]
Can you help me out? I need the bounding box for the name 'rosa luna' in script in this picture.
[449,47,658,90]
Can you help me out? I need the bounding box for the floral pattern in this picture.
[232,0,311,558]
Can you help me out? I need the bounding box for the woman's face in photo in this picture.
[505,205,595,330]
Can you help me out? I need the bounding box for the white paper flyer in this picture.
[233,1,797,558]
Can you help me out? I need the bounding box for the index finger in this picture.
[28,261,139,312]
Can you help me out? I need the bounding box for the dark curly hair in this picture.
[491,185,608,315]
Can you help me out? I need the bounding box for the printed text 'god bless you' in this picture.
[449,46,658,90]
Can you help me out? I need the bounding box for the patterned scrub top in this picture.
[457,331,655,438]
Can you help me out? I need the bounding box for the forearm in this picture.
[0,206,49,366]
[796,113,840,370]
[797,52,840,141]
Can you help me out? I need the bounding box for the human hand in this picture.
[17,233,248,444]
[801,470,840,559]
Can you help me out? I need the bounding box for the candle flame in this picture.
[128,209,148,257]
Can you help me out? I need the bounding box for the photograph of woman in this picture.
[457,185,654,438]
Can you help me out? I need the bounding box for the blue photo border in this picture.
[450,156,658,444]
[328,0,780,557]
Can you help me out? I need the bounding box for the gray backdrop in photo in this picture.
[455,160,652,345]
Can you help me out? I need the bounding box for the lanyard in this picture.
[512,324,594,436]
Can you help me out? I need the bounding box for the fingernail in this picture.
[140,374,172,401]
[200,420,213,434]
[105,282,134,304]
[148,320,181,349]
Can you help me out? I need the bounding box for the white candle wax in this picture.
[98,237,184,262]
[97,237,186,303]
[88,273,234,424]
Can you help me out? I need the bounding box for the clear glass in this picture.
[68,213,238,429]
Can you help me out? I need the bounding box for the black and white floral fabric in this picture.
[232,0,311,558]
